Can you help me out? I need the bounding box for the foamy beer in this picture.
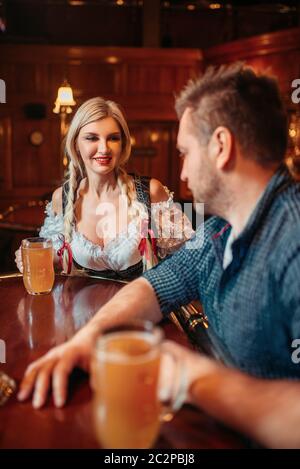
[21,237,55,295]
[91,321,186,449]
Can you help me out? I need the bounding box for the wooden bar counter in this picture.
[0,274,246,449]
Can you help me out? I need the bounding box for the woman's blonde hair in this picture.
[62,96,134,271]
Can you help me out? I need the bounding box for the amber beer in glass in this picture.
[21,237,55,295]
[92,323,162,449]
[92,321,186,449]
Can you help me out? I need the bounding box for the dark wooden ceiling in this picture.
[0,0,299,48]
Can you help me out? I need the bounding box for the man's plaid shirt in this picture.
[144,165,300,378]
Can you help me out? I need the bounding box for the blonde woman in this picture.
[15,97,193,279]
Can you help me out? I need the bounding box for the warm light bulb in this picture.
[53,81,76,114]
[105,56,119,64]
[68,1,85,5]
[209,3,222,9]
[150,132,159,143]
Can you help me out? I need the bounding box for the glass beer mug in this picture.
[21,237,55,295]
[91,321,187,449]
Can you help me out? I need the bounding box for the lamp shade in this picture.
[53,81,76,114]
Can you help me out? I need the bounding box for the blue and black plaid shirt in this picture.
[144,165,300,379]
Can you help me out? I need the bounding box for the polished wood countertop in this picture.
[0,274,245,449]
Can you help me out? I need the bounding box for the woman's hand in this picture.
[17,330,95,408]
[15,247,23,273]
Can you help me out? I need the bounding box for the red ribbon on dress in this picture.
[57,236,73,274]
[138,219,157,260]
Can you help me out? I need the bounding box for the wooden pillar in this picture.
[143,0,160,47]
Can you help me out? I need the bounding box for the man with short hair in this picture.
[19,63,300,411]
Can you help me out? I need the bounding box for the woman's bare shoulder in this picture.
[51,187,63,216]
[149,178,170,204]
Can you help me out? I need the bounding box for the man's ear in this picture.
[208,126,233,170]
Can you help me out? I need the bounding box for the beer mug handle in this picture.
[158,345,188,422]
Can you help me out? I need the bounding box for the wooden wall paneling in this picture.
[127,122,174,187]
[205,27,300,99]
[14,63,37,94]
[121,95,177,121]
[0,44,203,207]
[35,63,51,97]
[174,65,202,94]
[67,63,121,97]
[127,64,174,95]
[12,118,61,189]
[205,28,300,64]
[69,61,127,103]
[0,117,12,192]
[246,51,300,98]
[0,53,63,201]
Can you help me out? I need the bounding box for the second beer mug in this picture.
[21,237,55,295]
[91,321,187,449]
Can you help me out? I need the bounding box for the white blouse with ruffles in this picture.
[39,192,194,272]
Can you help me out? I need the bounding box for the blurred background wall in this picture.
[0,0,300,270]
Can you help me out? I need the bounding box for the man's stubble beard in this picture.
[193,171,228,218]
